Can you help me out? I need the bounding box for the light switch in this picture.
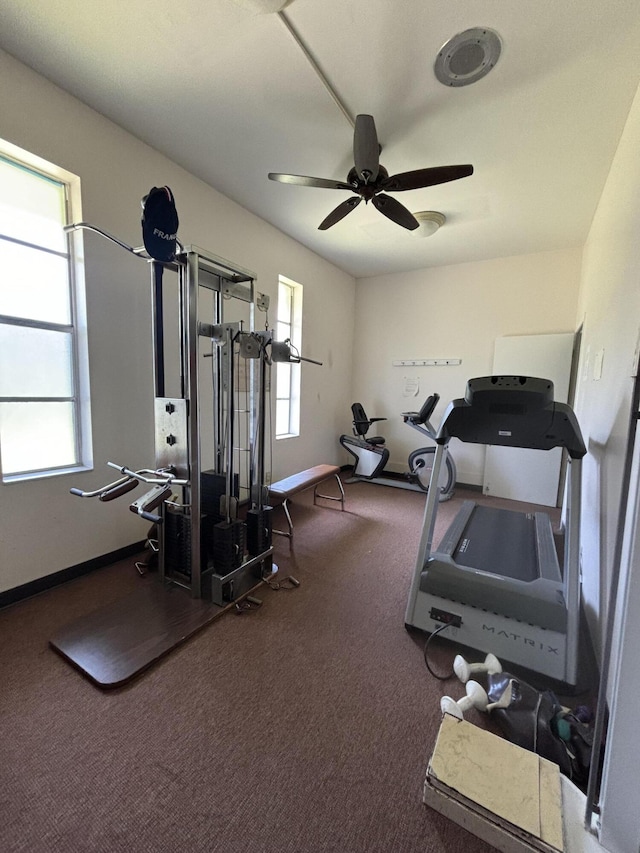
[594,348,604,381]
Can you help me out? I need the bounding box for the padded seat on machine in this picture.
[268,464,345,538]
[351,402,386,445]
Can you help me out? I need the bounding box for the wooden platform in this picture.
[49,581,240,689]
[424,714,564,853]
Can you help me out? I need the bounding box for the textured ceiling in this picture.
[1,0,639,278]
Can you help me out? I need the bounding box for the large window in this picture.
[0,142,91,481]
[275,276,302,439]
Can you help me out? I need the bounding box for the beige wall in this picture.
[572,80,640,654]
[575,80,640,853]
[350,247,582,485]
[0,49,355,592]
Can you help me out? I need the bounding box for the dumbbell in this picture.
[440,680,489,720]
[453,652,502,684]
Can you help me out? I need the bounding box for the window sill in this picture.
[2,464,93,485]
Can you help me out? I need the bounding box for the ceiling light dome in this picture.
[412,211,446,237]
[230,0,296,13]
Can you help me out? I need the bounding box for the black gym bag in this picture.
[487,672,594,787]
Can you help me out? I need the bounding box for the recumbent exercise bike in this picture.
[339,394,456,501]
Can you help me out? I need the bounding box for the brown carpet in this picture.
[0,482,561,853]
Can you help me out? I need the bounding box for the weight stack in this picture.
[212,519,246,576]
[246,506,273,556]
[164,512,192,579]
[201,470,239,518]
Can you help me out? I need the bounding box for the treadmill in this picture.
[404,375,586,687]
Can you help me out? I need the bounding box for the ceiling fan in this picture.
[268,114,473,231]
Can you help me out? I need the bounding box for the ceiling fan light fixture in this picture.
[230,0,295,13]
[412,211,446,237]
[435,28,502,87]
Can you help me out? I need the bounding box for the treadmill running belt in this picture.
[453,505,538,581]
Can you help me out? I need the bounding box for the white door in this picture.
[483,333,574,506]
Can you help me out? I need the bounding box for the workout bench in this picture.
[268,464,345,539]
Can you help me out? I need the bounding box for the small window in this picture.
[275,276,302,438]
[0,141,92,481]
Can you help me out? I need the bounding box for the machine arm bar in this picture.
[63,222,146,257]
[271,340,323,366]
[129,484,173,525]
[70,462,189,501]
[70,475,138,500]
[106,462,189,486]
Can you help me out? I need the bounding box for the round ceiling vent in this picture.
[434,27,502,87]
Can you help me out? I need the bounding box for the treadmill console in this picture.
[464,375,554,411]
[438,375,586,458]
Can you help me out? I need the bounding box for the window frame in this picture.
[275,275,303,440]
[0,140,92,483]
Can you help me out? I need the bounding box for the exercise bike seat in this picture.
[402,394,439,426]
[351,402,386,445]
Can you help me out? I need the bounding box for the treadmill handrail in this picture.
[434,375,586,459]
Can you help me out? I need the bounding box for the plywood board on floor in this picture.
[50,580,227,689]
[425,714,563,853]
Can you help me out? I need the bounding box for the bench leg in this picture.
[314,473,345,511]
[272,498,294,540]
[272,473,345,541]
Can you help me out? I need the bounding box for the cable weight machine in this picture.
[69,240,277,603]
[149,249,277,606]
[51,198,294,687]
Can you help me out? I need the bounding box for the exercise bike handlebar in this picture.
[353,415,386,432]
[402,394,441,442]
[402,393,439,426]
